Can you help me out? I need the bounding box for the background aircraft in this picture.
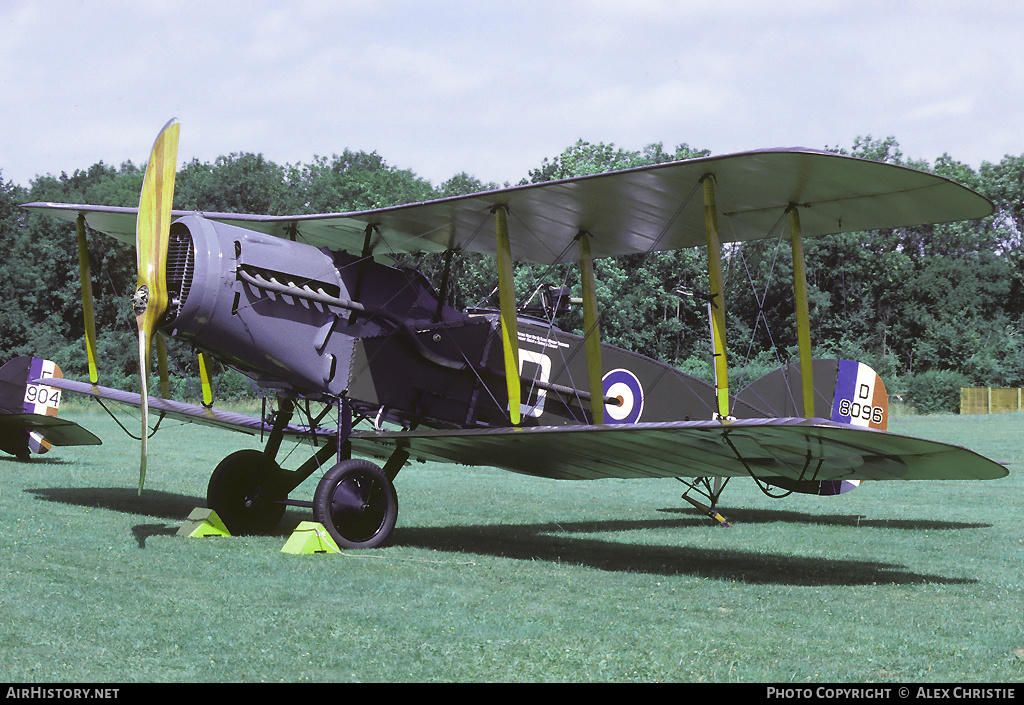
[0,355,101,460]
[22,119,1008,548]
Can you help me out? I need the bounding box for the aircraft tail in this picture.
[734,358,888,496]
[0,356,98,458]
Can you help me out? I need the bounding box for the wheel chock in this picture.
[282,521,341,555]
[177,507,232,538]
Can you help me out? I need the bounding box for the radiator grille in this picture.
[162,226,195,325]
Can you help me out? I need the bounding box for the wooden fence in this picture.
[960,387,1024,414]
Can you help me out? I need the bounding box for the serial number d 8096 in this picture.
[838,398,884,424]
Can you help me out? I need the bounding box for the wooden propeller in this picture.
[133,118,179,494]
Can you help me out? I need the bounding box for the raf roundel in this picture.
[602,368,644,424]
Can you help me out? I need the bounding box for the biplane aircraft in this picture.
[0,356,101,460]
[21,119,1007,548]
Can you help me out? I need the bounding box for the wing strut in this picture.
[198,352,214,407]
[494,205,521,425]
[578,231,604,424]
[75,215,99,384]
[156,336,169,399]
[788,206,815,417]
[702,176,730,418]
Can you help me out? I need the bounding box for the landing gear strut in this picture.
[206,397,301,535]
[204,395,404,547]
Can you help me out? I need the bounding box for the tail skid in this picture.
[677,477,732,527]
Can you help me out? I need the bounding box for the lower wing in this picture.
[45,378,1007,484]
[348,418,1008,482]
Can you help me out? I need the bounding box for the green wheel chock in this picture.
[177,507,232,538]
[282,521,342,555]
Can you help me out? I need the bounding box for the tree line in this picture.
[2,136,1022,413]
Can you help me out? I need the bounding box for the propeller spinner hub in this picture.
[132,285,149,318]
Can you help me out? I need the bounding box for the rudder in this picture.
[734,358,889,496]
[0,356,67,456]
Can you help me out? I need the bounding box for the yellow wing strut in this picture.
[789,206,815,417]
[75,215,99,385]
[156,335,169,399]
[494,206,521,425]
[198,352,214,407]
[578,232,604,424]
[702,176,730,418]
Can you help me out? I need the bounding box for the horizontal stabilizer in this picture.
[0,413,102,447]
[760,477,862,496]
[1,356,101,457]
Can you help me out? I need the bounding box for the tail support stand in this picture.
[677,477,733,527]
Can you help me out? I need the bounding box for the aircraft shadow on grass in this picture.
[657,505,992,532]
[394,520,980,587]
[1,455,77,467]
[25,486,206,548]
[26,485,981,586]
[24,486,303,549]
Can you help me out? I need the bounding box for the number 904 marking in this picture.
[25,384,61,408]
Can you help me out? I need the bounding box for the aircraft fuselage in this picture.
[160,215,765,431]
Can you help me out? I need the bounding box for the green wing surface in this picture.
[347,419,1008,482]
[41,378,324,439]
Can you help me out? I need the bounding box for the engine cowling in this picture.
[160,215,354,398]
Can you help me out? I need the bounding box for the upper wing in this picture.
[46,378,1006,484]
[21,148,993,265]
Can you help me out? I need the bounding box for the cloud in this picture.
[3,1,1023,190]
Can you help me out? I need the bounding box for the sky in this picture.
[3,0,1024,191]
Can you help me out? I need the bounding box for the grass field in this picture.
[1,407,1022,682]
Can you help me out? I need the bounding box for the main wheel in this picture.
[207,449,287,535]
[313,459,398,549]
